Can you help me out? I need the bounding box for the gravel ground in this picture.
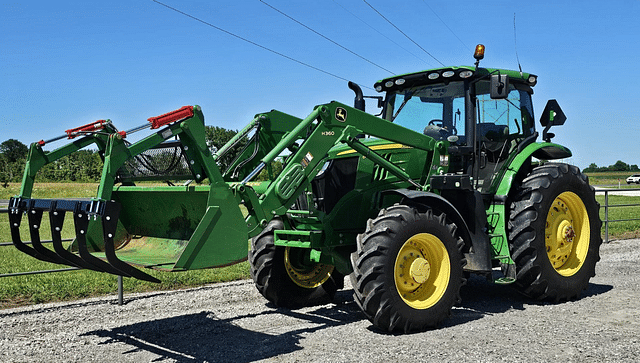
[1,239,639,363]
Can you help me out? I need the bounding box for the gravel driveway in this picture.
[1,239,639,363]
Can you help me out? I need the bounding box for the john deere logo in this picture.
[335,107,347,122]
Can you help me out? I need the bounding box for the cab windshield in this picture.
[384,80,535,145]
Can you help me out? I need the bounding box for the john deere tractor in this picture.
[9,45,601,333]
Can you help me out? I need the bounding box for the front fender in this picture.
[382,189,492,272]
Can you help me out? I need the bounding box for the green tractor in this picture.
[9,45,601,333]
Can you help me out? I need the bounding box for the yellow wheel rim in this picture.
[394,233,450,309]
[545,191,590,276]
[284,247,334,288]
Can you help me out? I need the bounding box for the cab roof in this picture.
[374,66,537,93]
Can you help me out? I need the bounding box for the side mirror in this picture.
[540,99,566,126]
[540,99,566,142]
[490,74,509,99]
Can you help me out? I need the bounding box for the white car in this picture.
[626,174,640,184]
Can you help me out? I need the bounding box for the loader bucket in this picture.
[93,184,249,272]
[9,184,248,282]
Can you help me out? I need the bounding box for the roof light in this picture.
[385,81,394,88]
[528,75,538,86]
[428,73,440,80]
[442,70,454,78]
[459,70,473,79]
[395,78,405,85]
[474,44,485,60]
[375,85,383,92]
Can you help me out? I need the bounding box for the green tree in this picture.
[0,139,28,162]
[205,125,248,171]
[612,160,630,172]
[0,153,9,187]
[0,139,28,184]
[584,163,598,173]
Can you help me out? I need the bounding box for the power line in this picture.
[152,1,371,89]
[259,0,394,75]
[332,0,432,66]
[421,0,470,51]
[363,0,444,67]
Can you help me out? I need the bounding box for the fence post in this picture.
[604,191,609,243]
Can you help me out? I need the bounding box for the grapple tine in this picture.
[101,201,161,283]
[8,197,58,263]
[73,203,131,277]
[49,201,98,270]
[26,200,76,266]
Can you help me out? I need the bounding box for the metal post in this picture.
[604,191,609,243]
[118,275,123,305]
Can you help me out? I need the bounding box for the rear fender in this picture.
[495,142,572,198]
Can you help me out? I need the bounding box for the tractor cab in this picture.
[376,61,538,194]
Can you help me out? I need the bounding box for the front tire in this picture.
[508,163,602,301]
[351,205,465,333]
[249,219,343,308]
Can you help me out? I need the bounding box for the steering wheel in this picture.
[428,119,443,127]
[428,119,457,135]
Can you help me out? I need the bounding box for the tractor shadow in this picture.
[82,280,613,358]
[82,289,361,363]
[441,274,613,328]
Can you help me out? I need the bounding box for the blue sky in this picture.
[1,0,639,169]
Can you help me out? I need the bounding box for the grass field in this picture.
[2,177,640,309]
[586,171,639,187]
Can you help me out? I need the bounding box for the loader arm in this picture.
[235,101,445,237]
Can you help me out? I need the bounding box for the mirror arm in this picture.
[542,124,555,142]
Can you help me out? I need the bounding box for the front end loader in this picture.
[9,45,602,333]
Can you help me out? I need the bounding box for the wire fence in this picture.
[596,187,640,243]
[1,188,639,305]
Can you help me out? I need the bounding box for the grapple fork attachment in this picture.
[49,202,100,270]
[72,206,134,278]
[26,202,69,265]
[98,201,161,283]
[9,198,60,264]
[8,197,160,283]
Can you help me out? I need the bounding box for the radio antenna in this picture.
[513,13,523,76]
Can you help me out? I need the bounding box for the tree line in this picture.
[583,160,640,173]
[0,126,247,187]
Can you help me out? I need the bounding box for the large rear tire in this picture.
[508,163,602,301]
[351,205,465,333]
[249,219,343,308]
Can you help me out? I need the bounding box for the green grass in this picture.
[586,171,639,187]
[0,183,250,309]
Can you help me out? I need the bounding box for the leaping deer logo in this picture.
[335,107,347,122]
